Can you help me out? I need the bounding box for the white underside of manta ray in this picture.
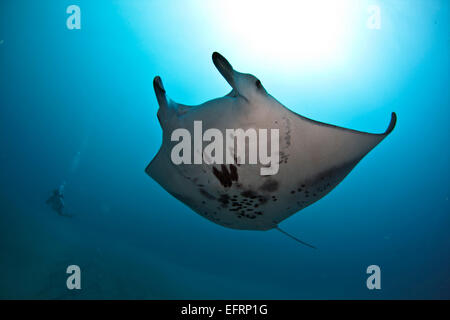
[146,52,396,247]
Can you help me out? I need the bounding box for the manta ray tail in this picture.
[275,226,316,249]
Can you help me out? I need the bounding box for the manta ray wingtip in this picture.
[385,112,397,135]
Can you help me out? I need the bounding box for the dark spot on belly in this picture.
[241,190,258,198]
[258,196,268,204]
[238,190,268,208]
[212,164,238,188]
[259,179,279,192]
[229,164,238,181]
[218,194,230,208]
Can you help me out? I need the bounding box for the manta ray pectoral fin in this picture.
[360,111,397,152]
[383,112,397,136]
[293,111,397,179]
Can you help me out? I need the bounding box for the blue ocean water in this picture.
[0,0,448,299]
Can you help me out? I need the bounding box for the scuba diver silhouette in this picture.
[47,143,88,217]
[46,182,71,217]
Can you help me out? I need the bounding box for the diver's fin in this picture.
[275,226,316,249]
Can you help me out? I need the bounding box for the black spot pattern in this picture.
[190,159,358,227]
[218,194,230,208]
[212,164,238,188]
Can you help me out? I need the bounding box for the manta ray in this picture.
[146,52,396,247]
